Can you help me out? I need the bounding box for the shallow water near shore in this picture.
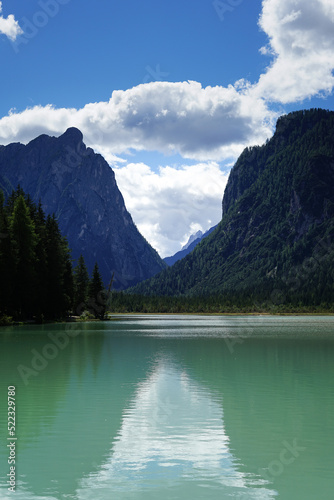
[0,315,334,499]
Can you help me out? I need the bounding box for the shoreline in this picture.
[108,311,334,317]
[2,310,334,329]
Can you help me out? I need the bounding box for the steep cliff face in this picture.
[0,128,166,288]
[131,109,334,302]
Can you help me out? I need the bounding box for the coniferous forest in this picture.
[0,187,106,324]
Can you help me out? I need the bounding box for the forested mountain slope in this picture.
[131,109,334,306]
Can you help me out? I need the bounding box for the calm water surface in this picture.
[0,315,334,499]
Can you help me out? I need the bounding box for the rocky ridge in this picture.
[0,128,166,288]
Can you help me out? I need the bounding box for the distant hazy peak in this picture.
[181,230,203,251]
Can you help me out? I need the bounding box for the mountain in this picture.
[164,226,217,266]
[0,128,166,289]
[131,109,334,305]
[182,231,203,250]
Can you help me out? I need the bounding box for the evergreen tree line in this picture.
[108,291,334,314]
[0,188,107,323]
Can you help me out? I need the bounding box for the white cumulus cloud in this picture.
[0,81,275,162]
[0,2,22,41]
[114,161,229,257]
[255,0,334,103]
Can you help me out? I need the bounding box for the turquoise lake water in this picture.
[0,315,334,499]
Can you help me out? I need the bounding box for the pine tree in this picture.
[0,191,13,315]
[34,201,48,320]
[9,195,37,319]
[44,214,73,319]
[73,255,89,315]
[6,186,25,214]
[63,257,74,315]
[87,262,106,319]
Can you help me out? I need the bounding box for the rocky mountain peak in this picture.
[0,129,166,288]
[58,127,84,147]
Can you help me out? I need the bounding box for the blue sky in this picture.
[1,0,334,256]
[2,0,267,114]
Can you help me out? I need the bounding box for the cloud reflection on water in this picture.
[77,358,277,499]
